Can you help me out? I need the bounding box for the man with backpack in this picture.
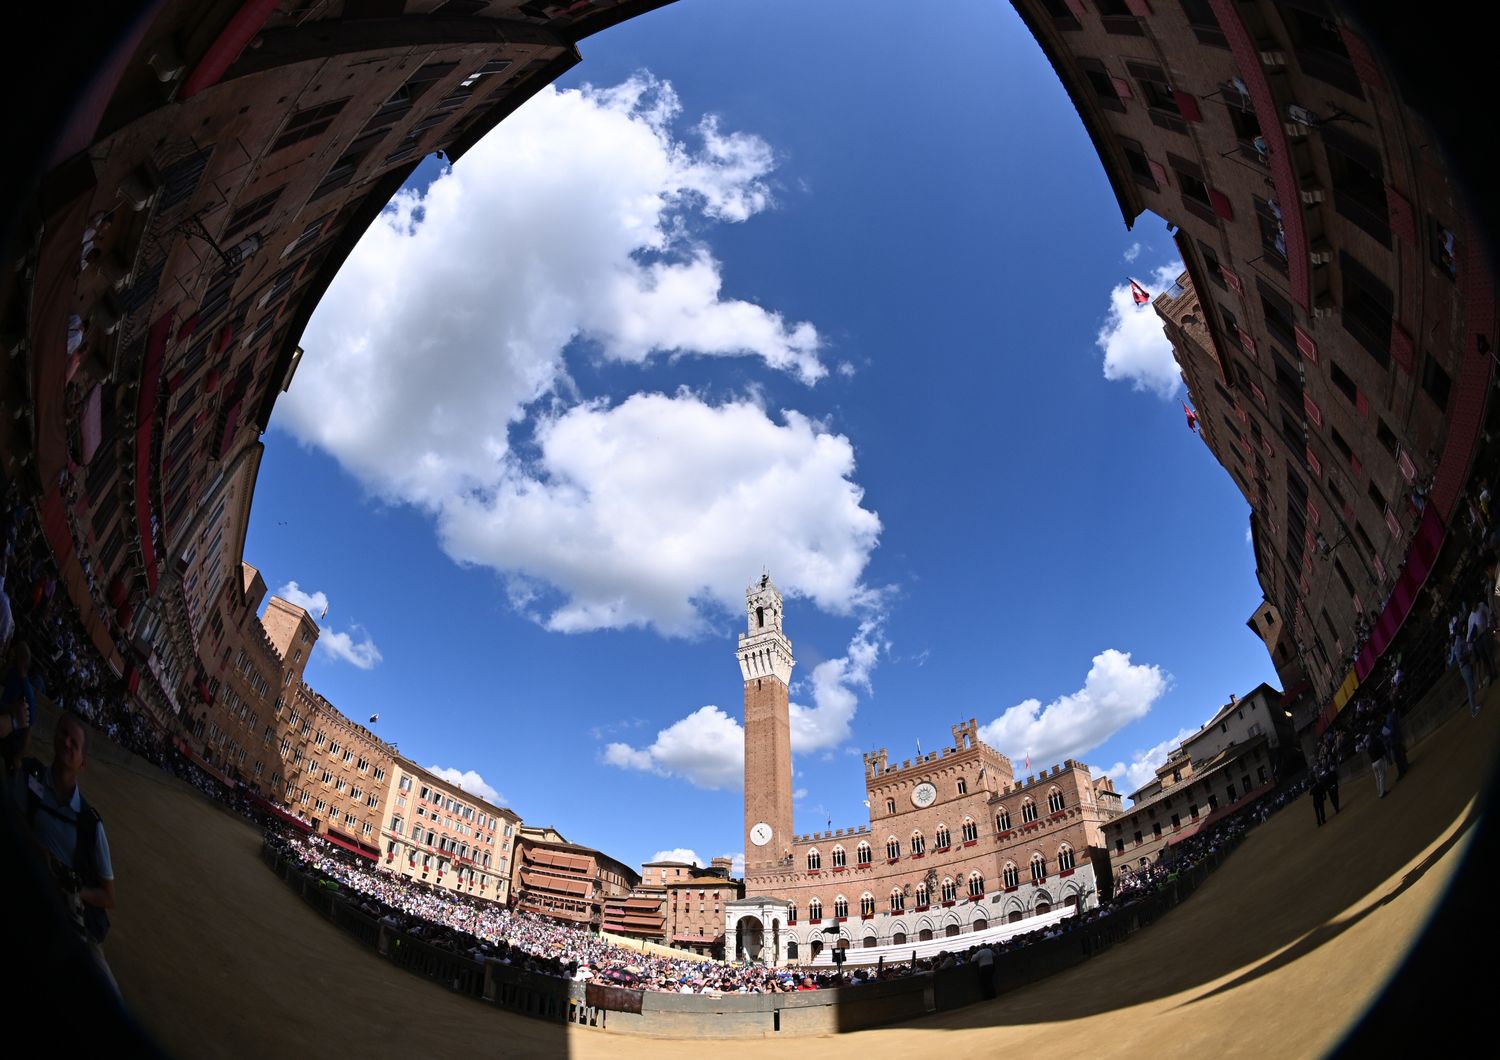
[14,711,117,993]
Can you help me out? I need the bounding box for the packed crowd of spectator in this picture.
[267,780,1293,999]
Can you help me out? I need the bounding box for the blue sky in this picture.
[245,0,1275,872]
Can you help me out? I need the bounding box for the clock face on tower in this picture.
[750,822,774,846]
[911,782,938,808]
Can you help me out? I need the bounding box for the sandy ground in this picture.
[50,677,1500,1059]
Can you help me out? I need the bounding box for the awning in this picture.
[134,309,173,593]
[245,790,312,833]
[175,739,237,790]
[520,869,590,896]
[80,384,103,464]
[324,831,378,861]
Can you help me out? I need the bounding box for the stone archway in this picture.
[735,915,765,962]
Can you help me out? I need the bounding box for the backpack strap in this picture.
[73,797,103,887]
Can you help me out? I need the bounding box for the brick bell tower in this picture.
[740,573,795,879]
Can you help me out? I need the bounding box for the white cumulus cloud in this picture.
[276,75,876,636]
[603,620,885,788]
[1098,261,1185,399]
[978,650,1171,769]
[651,848,703,867]
[603,705,744,790]
[1095,727,1197,801]
[1123,242,1143,263]
[318,628,383,670]
[425,766,504,805]
[439,394,882,636]
[275,581,380,669]
[787,617,884,753]
[316,629,384,671]
[275,581,328,618]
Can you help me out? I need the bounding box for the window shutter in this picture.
[1306,448,1322,477]
[1172,90,1203,122]
[1147,159,1168,187]
[1389,321,1414,372]
[1306,498,1321,525]
[1384,509,1401,539]
[1295,325,1318,362]
[1110,76,1134,100]
[1208,188,1234,219]
[1355,390,1369,417]
[1221,267,1243,293]
[1384,184,1416,243]
[1303,392,1322,426]
[1397,449,1416,482]
[1235,325,1256,354]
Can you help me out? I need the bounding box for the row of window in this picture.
[809,799,1068,871]
[796,850,1077,921]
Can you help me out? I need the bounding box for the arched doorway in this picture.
[810,939,824,960]
[944,924,960,938]
[919,928,934,942]
[1065,894,1079,909]
[973,917,988,931]
[1008,911,1024,923]
[736,915,765,962]
[863,935,878,948]
[1035,900,1051,914]
[787,941,799,960]
[836,937,850,951]
[892,931,907,946]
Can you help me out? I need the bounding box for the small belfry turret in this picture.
[739,573,795,876]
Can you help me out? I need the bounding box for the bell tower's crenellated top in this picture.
[738,572,794,685]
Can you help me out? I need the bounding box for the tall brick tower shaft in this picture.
[740,573,795,877]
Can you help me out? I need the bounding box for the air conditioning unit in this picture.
[1283,121,1307,139]
[1260,49,1287,67]
[1309,239,1333,266]
[147,45,185,83]
[1287,104,1317,126]
[1300,184,1326,205]
[1312,292,1336,320]
[120,163,161,212]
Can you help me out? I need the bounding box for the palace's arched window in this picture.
[1022,799,1038,823]
[809,898,823,921]
[886,836,901,860]
[1048,788,1065,813]
[915,882,930,907]
[935,824,952,849]
[1031,854,1047,883]
[789,903,797,923]
[832,845,846,868]
[1003,862,1020,889]
[1058,844,1076,872]
[807,849,821,872]
[885,798,896,814]
[968,871,985,897]
[961,818,978,843]
[996,807,1011,832]
[860,893,875,917]
[940,877,958,903]
[890,889,905,913]
[834,895,849,919]
[956,777,968,795]
[856,842,872,866]
[911,830,926,856]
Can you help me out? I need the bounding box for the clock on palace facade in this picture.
[750,822,774,846]
[911,782,938,808]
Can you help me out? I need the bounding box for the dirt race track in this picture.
[27,679,1500,1059]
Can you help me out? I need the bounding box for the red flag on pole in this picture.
[1183,403,1198,431]
[1130,279,1151,306]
